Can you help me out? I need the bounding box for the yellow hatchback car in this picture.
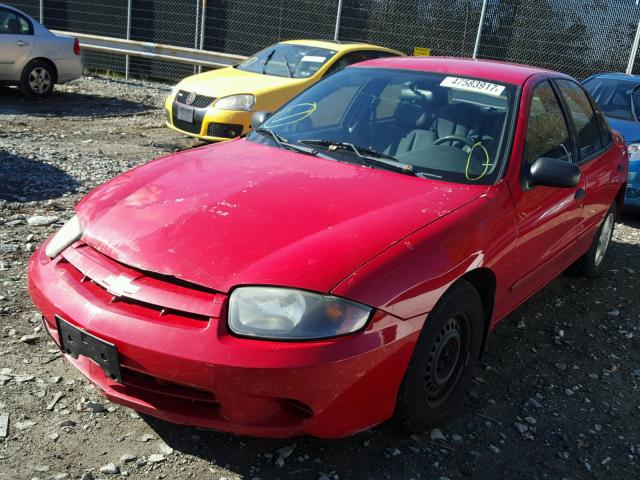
[165,39,402,141]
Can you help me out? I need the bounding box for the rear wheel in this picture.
[569,202,616,279]
[19,60,55,97]
[395,279,483,432]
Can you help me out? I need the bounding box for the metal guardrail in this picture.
[52,30,248,71]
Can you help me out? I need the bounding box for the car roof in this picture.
[586,72,640,83]
[351,56,562,85]
[281,39,401,54]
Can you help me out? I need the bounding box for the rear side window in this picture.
[524,81,573,165]
[0,8,33,35]
[325,50,398,76]
[555,79,603,160]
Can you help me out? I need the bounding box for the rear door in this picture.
[0,7,35,80]
[508,79,586,296]
[553,79,618,241]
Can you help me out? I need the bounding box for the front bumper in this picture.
[28,244,422,438]
[165,95,251,142]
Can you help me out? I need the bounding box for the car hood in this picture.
[177,67,306,98]
[606,117,640,144]
[76,140,487,294]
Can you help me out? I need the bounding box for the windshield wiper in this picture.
[283,56,293,78]
[255,127,319,156]
[299,139,425,176]
[261,49,276,75]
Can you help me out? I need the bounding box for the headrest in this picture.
[7,18,19,34]
[394,88,436,129]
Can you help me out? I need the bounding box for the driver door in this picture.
[508,79,586,298]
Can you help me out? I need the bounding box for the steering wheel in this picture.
[433,135,476,148]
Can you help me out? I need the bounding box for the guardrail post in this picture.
[39,0,43,24]
[194,0,200,74]
[333,0,343,41]
[126,0,132,79]
[199,0,207,73]
[472,0,488,59]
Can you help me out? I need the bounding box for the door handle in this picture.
[15,41,29,47]
[574,188,586,201]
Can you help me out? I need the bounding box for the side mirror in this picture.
[250,111,271,129]
[528,156,581,189]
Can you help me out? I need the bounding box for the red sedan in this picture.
[28,57,628,438]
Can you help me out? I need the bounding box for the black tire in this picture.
[19,60,55,97]
[569,202,616,279]
[395,279,484,432]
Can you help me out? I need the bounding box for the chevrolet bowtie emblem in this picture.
[103,274,141,297]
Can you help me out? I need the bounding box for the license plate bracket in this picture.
[56,315,122,383]
[177,106,194,123]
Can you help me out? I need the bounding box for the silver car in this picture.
[0,3,82,97]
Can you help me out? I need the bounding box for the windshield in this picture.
[247,67,517,184]
[236,44,336,79]
[583,77,640,121]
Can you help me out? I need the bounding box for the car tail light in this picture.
[73,38,81,56]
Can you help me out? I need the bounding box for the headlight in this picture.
[45,215,82,258]
[228,287,373,340]
[628,142,640,161]
[214,94,255,112]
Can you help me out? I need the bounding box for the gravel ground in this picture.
[1,76,640,480]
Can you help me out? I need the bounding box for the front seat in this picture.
[382,89,438,156]
[433,102,483,149]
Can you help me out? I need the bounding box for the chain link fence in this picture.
[5,0,640,82]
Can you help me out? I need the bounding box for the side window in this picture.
[18,14,33,35]
[325,51,383,76]
[524,81,573,165]
[592,101,613,149]
[0,9,32,35]
[375,82,404,119]
[307,84,359,129]
[555,79,603,159]
[0,9,19,34]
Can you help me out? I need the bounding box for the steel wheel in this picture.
[395,279,483,432]
[424,313,470,408]
[594,212,614,267]
[28,67,52,94]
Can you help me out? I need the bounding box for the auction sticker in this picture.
[440,76,506,97]
[301,55,327,63]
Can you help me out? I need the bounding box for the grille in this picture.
[207,122,243,139]
[172,112,203,135]
[176,90,215,109]
[58,243,225,323]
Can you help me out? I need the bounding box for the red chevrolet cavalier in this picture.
[28,57,628,438]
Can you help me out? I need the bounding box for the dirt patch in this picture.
[1,77,639,480]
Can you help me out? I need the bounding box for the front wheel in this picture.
[569,203,616,279]
[19,60,55,97]
[395,279,483,432]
